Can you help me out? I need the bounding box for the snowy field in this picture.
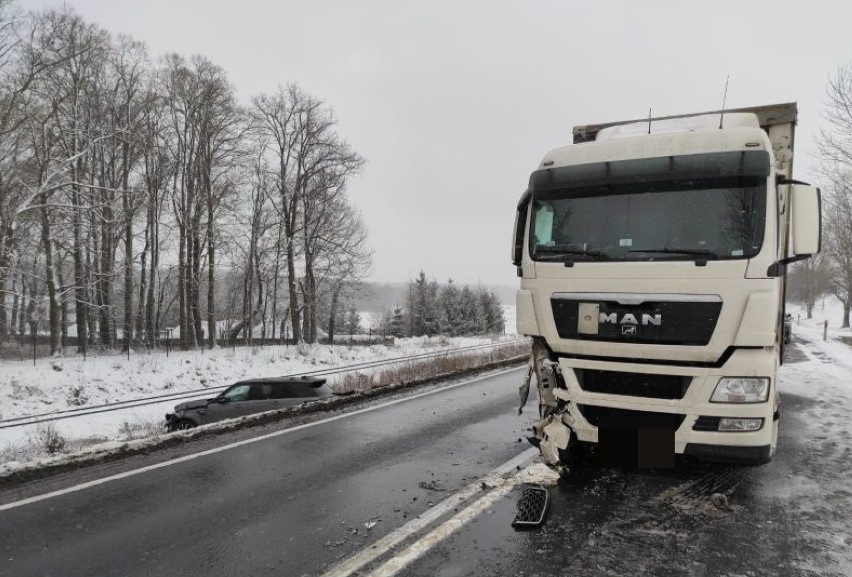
[0,335,519,468]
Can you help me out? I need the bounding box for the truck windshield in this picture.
[530,176,766,262]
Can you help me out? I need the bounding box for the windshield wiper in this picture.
[534,247,609,261]
[628,247,719,265]
[628,248,718,258]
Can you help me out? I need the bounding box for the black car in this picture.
[166,376,332,431]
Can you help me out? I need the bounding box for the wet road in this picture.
[0,368,530,577]
[403,341,852,577]
[3,339,851,577]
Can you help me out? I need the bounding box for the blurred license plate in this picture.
[598,427,674,468]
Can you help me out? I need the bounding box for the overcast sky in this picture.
[20,0,852,287]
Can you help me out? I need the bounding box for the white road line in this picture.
[365,471,524,577]
[0,366,526,513]
[319,448,538,577]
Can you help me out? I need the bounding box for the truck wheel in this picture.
[173,419,196,431]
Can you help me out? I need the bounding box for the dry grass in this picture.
[118,417,164,442]
[331,341,529,395]
[27,423,67,455]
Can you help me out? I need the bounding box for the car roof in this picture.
[233,376,328,387]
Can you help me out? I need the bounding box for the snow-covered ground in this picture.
[774,298,852,574]
[0,335,518,466]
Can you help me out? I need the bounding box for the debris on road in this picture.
[711,493,730,510]
[418,479,446,491]
[516,462,562,487]
[512,484,549,528]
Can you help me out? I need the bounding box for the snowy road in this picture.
[1,331,852,577]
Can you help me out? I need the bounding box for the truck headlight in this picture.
[710,377,769,403]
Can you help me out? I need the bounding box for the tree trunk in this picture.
[191,230,203,347]
[10,274,18,336]
[0,268,7,343]
[122,189,134,352]
[71,187,89,356]
[39,199,61,355]
[270,220,283,342]
[178,220,187,350]
[146,197,159,347]
[18,271,28,342]
[327,285,340,344]
[58,265,68,344]
[136,215,149,343]
[206,178,217,348]
[286,241,301,343]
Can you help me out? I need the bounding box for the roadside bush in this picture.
[331,341,529,395]
[28,423,66,455]
[119,418,163,442]
[66,385,89,406]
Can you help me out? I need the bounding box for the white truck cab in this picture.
[513,103,821,467]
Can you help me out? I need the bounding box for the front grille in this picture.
[575,369,691,400]
[551,297,722,346]
[693,416,721,431]
[577,405,686,430]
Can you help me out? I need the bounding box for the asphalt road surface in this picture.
[403,341,852,577]
[0,368,531,577]
[3,340,851,577]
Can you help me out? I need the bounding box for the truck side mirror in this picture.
[790,184,821,257]
[512,189,531,267]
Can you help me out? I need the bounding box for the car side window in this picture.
[269,385,295,400]
[248,384,274,401]
[223,384,250,401]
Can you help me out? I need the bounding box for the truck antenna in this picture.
[719,75,730,129]
[647,107,652,134]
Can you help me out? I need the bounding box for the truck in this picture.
[513,103,821,469]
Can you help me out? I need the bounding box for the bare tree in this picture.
[822,174,852,327]
[818,63,852,327]
[789,253,831,319]
[0,6,370,355]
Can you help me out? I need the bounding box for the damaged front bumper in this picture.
[518,341,777,468]
[518,339,575,473]
[164,413,177,432]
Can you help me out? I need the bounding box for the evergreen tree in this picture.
[438,280,461,335]
[408,271,441,336]
[424,279,441,335]
[387,305,405,338]
[458,286,480,335]
[343,306,362,334]
[479,289,505,333]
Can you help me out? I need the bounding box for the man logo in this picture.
[600,312,662,326]
[621,325,637,336]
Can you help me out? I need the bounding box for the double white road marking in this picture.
[321,448,541,577]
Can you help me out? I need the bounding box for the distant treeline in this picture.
[381,271,505,337]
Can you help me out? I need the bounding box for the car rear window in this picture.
[269,383,321,399]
